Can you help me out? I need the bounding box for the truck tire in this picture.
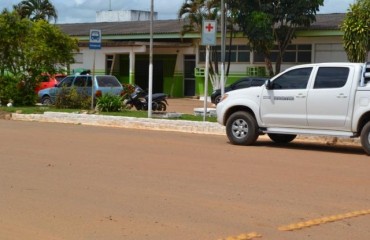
[226,111,259,145]
[268,133,296,144]
[360,121,370,155]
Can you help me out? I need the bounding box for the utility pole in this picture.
[148,0,154,118]
[220,0,226,99]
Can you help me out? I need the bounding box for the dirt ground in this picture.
[1,120,370,240]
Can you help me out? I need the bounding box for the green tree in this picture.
[0,11,30,76]
[178,0,219,34]
[341,0,370,62]
[13,0,57,22]
[0,11,78,105]
[231,0,323,76]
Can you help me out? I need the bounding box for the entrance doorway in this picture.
[135,60,164,93]
[184,55,196,96]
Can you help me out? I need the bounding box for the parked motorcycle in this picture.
[126,85,168,111]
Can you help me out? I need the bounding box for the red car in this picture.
[35,74,66,93]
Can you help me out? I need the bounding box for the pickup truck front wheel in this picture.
[226,111,259,145]
[360,121,370,155]
[268,133,296,144]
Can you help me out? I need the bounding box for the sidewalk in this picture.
[12,111,226,135]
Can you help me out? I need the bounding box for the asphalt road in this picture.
[1,120,370,240]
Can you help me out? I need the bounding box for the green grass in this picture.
[0,106,217,122]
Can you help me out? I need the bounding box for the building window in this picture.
[199,44,311,63]
[199,45,251,63]
[253,44,312,63]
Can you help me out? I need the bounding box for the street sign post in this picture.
[89,29,102,109]
[201,20,217,121]
[201,20,217,46]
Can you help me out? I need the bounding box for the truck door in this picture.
[307,66,352,129]
[260,67,312,127]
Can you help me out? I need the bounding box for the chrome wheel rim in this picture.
[231,119,248,139]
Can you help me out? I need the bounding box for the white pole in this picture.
[220,0,226,98]
[91,50,96,110]
[203,45,210,121]
[148,0,154,118]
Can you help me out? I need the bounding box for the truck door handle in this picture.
[296,93,306,99]
[337,93,348,98]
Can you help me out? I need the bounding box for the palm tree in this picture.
[178,0,237,90]
[13,0,57,23]
[178,0,219,34]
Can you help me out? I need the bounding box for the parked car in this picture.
[35,74,66,93]
[38,74,124,105]
[211,77,268,104]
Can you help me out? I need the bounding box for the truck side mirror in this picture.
[265,79,272,90]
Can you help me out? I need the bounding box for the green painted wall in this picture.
[166,72,183,97]
[118,55,130,84]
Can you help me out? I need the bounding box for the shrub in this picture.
[0,75,37,106]
[0,75,17,105]
[96,93,123,112]
[55,86,91,109]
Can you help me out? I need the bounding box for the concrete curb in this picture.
[10,112,361,146]
[11,112,226,135]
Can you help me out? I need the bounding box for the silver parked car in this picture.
[38,74,124,105]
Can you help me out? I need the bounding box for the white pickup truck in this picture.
[216,62,370,154]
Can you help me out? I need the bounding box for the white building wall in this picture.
[71,46,147,74]
[71,36,350,76]
[96,10,158,22]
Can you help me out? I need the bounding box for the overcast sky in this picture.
[0,0,356,23]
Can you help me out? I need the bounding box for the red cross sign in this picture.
[205,23,214,32]
[201,20,217,46]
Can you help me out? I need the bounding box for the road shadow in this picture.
[229,139,366,156]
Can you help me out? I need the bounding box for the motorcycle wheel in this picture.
[157,101,167,112]
[152,102,159,111]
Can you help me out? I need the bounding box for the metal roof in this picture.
[57,19,186,37]
[308,13,345,30]
[57,13,345,38]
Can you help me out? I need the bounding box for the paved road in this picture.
[1,120,370,240]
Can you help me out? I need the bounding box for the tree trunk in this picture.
[275,54,283,74]
[226,27,234,76]
[264,51,274,77]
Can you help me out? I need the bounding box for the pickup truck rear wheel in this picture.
[268,133,296,144]
[360,121,370,155]
[226,111,259,145]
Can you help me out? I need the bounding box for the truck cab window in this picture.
[314,67,349,89]
[271,67,312,90]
